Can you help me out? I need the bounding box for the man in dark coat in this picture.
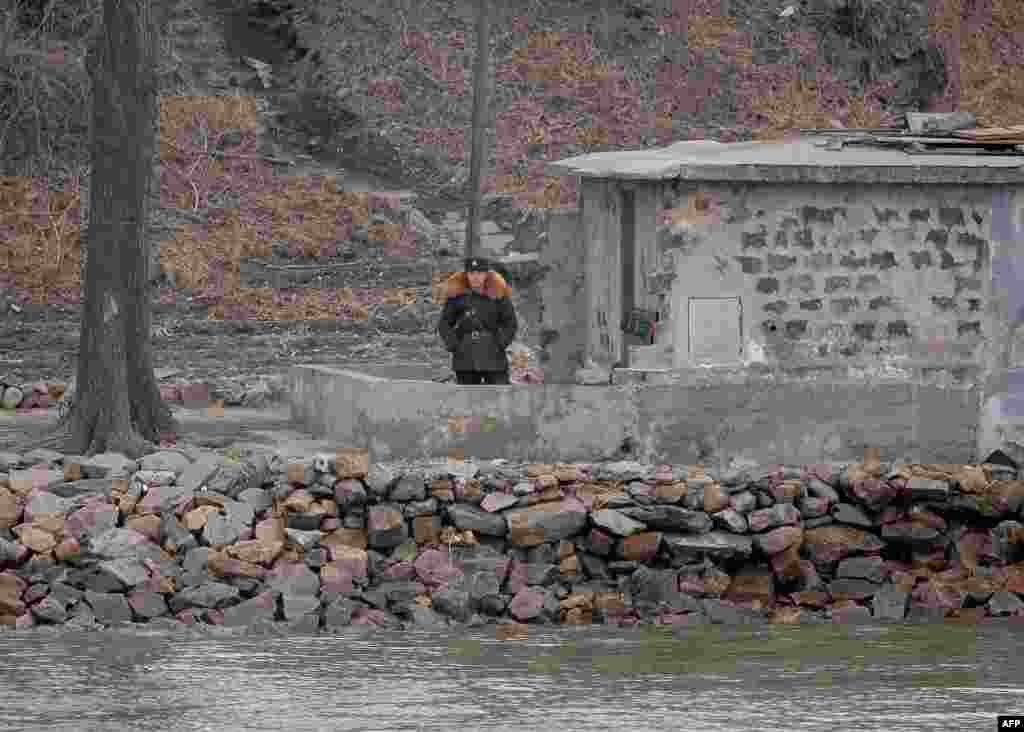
[438,256,518,385]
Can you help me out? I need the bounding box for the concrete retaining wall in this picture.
[287,364,982,468]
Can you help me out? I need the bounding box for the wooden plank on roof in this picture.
[906,111,976,134]
[954,125,1024,139]
[869,135,1022,145]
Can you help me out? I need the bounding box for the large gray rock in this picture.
[408,605,449,628]
[30,595,67,624]
[170,582,240,612]
[432,588,472,622]
[280,594,320,621]
[206,459,269,498]
[84,590,132,624]
[363,465,397,497]
[161,514,197,554]
[202,513,241,547]
[748,503,802,532]
[6,468,64,492]
[871,584,909,620]
[702,598,766,625]
[504,500,588,546]
[447,504,507,536]
[630,566,700,611]
[805,478,840,503]
[26,491,69,521]
[220,591,279,627]
[127,591,169,619]
[712,509,748,533]
[593,461,649,482]
[837,555,886,583]
[87,528,165,562]
[881,522,940,543]
[831,503,873,528]
[79,452,137,479]
[175,454,223,493]
[139,450,192,475]
[992,521,1024,564]
[591,509,647,537]
[390,473,426,502]
[988,590,1024,617]
[97,558,150,590]
[662,531,753,561]
[907,477,950,502]
[827,578,880,601]
[236,488,272,513]
[139,484,194,514]
[367,505,408,549]
[618,505,712,533]
[266,561,319,597]
[323,596,358,628]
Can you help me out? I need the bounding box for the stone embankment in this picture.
[2,445,1024,632]
[0,376,290,412]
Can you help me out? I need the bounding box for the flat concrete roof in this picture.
[544,137,1024,185]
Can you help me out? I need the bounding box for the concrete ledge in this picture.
[288,364,983,467]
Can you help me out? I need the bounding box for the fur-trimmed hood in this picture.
[445,270,512,300]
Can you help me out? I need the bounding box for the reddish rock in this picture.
[801,464,836,484]
[911,579,965,611]
[413,515,442,544]
[586,528,614,557]
[505,498,587,547]
[180,383,210,408]
[727,566,775,605]
[0,487,20,529]
[619,531,662,561]
[159,384,181,402]
[748,504,801,532]
[367,505,408,549]
[803,525,885,563]
[831,604,872,623]
[769,545,803,581]
[15,526,56,554]
[176,609,201,625]
[790,591,830,608]
[22,583,47,605]
[849,479,901,510]
[506,559,528,595]
[678,573,706,595]
[320,562,356,594]
[321,527,367,551]
[877,507,907,525]
[329,545,368,582]
[703,483,730,513]
[125,514,161,542]
[755,526,803,556]
[382,560,415,581]
[413,548,464,587]
[508,587,545,621]
[351,607,392,626]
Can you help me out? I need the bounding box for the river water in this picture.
[0,620,1020,731]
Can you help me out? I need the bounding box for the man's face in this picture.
[467,271,487,289]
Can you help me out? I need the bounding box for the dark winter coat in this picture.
[438,271,518,373]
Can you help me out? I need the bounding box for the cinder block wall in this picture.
[656,181,1003,371]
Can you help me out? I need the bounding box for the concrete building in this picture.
[289,136,1024,468]
[540,136,1024,463]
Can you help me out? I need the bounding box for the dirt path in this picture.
[0,405,344,460]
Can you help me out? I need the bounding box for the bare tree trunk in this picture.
[56,0,177,458]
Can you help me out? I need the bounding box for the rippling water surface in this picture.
[1,621,1021,731]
